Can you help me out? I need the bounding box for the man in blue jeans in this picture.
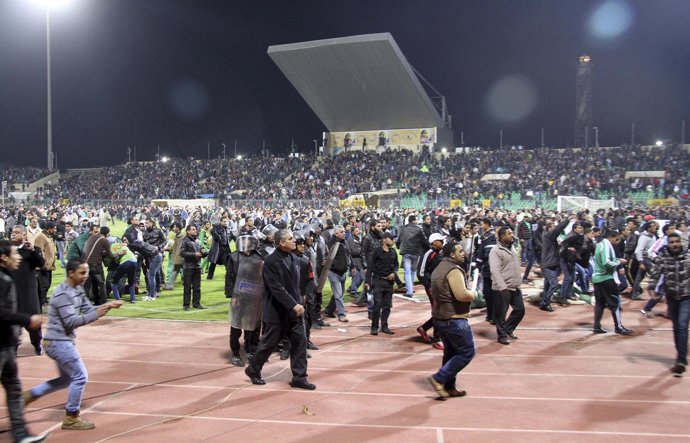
[24,259,119,431]
[539,216,572,311]
[397,215,429,297]
[427,242,477,398]
[646,233,690,377]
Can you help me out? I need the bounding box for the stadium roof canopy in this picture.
[267,33,445,132]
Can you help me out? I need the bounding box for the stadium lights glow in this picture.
[441,147,448,153]
[32,0,74,8]
[236,155,243,160]
[161,156,169,162]
[655,140,663,147]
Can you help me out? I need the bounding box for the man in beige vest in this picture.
[34,221,57,307]
[427,241,476,399]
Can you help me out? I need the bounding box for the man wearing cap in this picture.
[416,232,445,348]
[369,232,399,335]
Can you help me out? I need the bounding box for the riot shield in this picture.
[230,253,265,330]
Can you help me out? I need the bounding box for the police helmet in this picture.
[237,234,258,252]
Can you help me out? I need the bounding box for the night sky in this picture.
[1,0,689,169]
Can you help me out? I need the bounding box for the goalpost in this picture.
[557,195,616,213]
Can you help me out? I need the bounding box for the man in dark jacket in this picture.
[360,219,383,310]
[346,226,364,300]
[397,215,430,298]
[416,233,445,349]
[475,218,497,323]
[369,232,399,335]
[180,225,205,310]
[539,216,572,311]
[646,233,690,376]
[0,239,47,443]
[421,214,435,240]
[207,217,231,280]
[559,223,585,304]
[323,226,352,322]
[9,226,45,355]
[83,226,121,305]
[143,219,167,289]
[245,229,315,390]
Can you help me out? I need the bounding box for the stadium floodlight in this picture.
[31,0,76,170]
[236,155,243,160]
[161,156,170,163]
[655,140,663,147]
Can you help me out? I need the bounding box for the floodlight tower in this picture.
[574,55,593,148]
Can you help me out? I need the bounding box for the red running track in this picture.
[2,294,688,442]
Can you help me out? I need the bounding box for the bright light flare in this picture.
[236,155,243,160]
[485,74,538,124]
[586,0,633,41]
[32,0,75,8]
[161,156,170,162]
[655,140,663,147]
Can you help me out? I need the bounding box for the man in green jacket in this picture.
[592,230,632,335]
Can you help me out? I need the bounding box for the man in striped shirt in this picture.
[23,259,120,431]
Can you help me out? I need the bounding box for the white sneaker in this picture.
[19,433,49,443]
[640,309,655,318]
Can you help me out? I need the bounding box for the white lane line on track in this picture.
[16,383,689,405]
[20,407,690,439]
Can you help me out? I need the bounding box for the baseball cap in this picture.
[429,233,445,243]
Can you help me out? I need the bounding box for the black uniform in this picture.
[370,245,399,332]
[247,248,309,385]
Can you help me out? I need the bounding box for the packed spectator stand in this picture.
[2,143,689,209]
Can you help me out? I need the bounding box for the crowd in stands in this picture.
[4,143,689,204]
[0,163,51,190]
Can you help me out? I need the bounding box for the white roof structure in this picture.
[267,33,445,132]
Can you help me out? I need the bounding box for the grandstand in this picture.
[268,33,454,154]
[1,141,687,210]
